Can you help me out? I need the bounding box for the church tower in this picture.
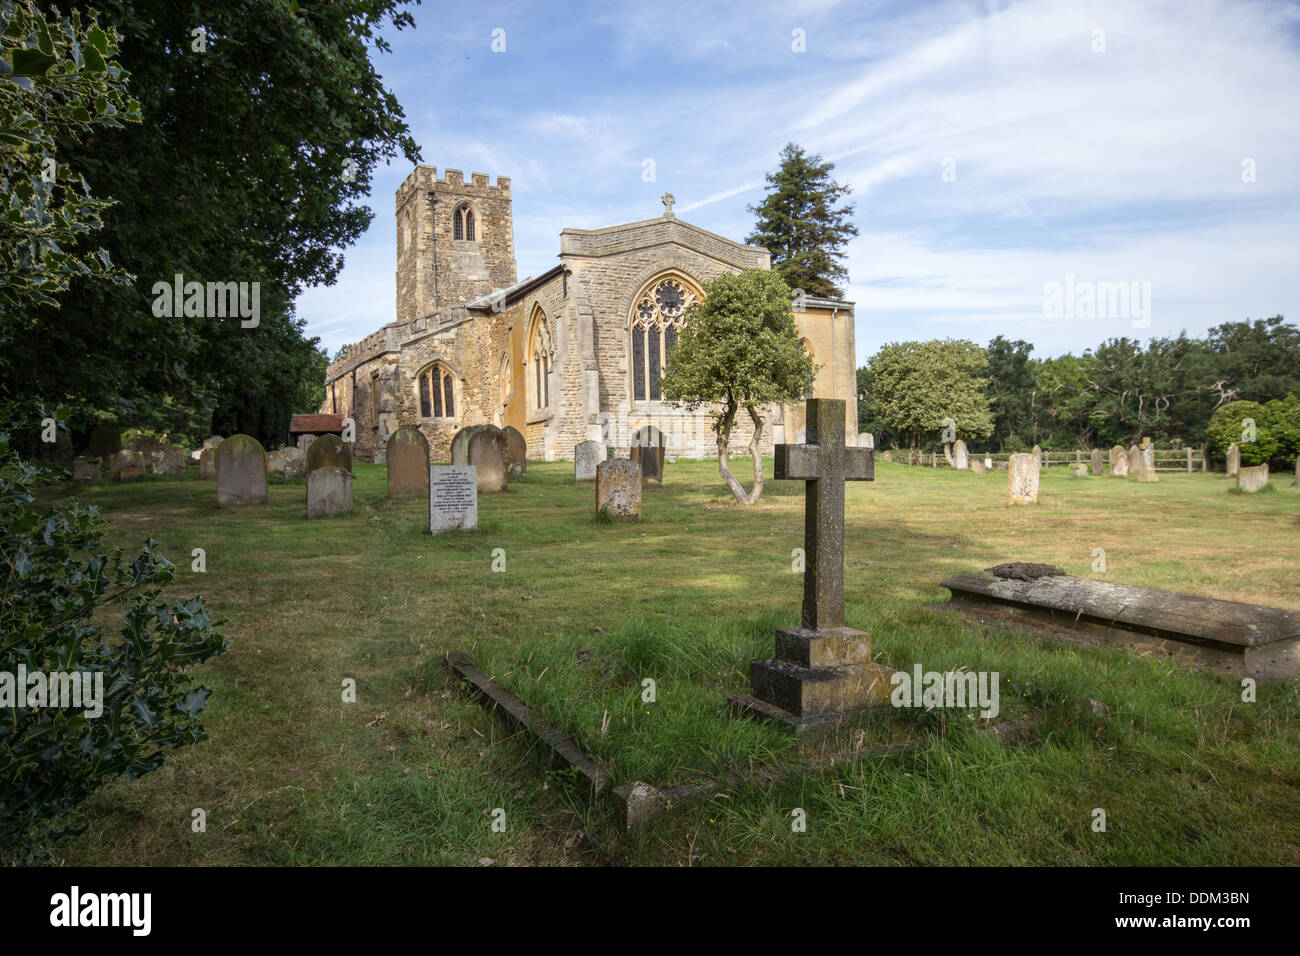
[395,165,517,324]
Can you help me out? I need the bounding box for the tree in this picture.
[1205,316,1300,405]
[866,340,992,452]
[746,143,858,298]
[984,336,1036,451]
[0,407,227,860]
[0,2,140,339]
[3,0,422,448]
[661,269,813,504]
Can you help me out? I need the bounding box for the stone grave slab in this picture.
[1110,445,1128,478]
[574,440,605,482]
[387,426,430,498]
[216,435,268,506]
[430,465,478,532]
[939,565,1300,680]
[451,424,491,466]
[952,439,969,470]
[467,428,507,493]
[305,434,352,473]
[502,426,526,478]
[1091,448,1104,475]
[1237,463,1269,493]
[1226,442,1240,477]
[630,425,666,485]
[307,465,352,518]
[596,459,641,518]
[1006,452,1039,504]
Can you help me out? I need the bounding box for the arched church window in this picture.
[527,310,552,413]
[453,204,477,242]
[418,362,456,419]
[630,275,699,402]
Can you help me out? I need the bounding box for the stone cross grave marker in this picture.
[773,400,873,630]
[730,399,893,732]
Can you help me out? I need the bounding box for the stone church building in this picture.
[320,164,858,462]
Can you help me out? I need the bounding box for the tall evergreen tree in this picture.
[747,143,858,298]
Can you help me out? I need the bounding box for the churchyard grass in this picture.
[38,461,1300,865]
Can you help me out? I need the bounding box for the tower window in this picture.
[453,204,477,242]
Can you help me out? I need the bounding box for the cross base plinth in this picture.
[729,626,893,733]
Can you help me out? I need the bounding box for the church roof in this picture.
[289,413,345,435]
[465,265,566,312]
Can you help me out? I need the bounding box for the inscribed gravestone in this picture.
[952,439,969,470]
[1091,448,1104,475]
[387,426,430,499]
[430,465,478,532]
[1226,443,1240,477]
[307,466,352,518]
[467,428,507,493]
[1007,452,1039,505]
[1111,445,1128,477]
[306,434,352,474]
[574,440,605,482]
[596,459,641,518]
[216,435,268,506]
[502,426,526,478]
[1237,463,1269,493]
[971,457,986,474]
[729,398,888,730]
[630,425,666,484]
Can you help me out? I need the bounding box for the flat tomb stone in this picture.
[940,570,1300,680]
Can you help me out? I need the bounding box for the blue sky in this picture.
[296,0,1300,365]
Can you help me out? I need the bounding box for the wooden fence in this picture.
[887,447,1210,473]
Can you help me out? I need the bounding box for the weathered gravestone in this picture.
[502,426,527,478]
[1031,444,1043,468]
[1136,445,1158,483]
[216,435,268,506]
[429,465,478,532]
[450,425,491,466]
[595,459,641,518]
[386,426,430,499]
[858,432,874,449]
[307,466,352,518]
[1006,452,1039,505]
[1073,464,1089,478]
[1091,448,1104,475]
[952,439,969,470]
[1237,463,1269,493]
[1226,442,1241,477]
[305,434,352,474]
[1110,445,1128,478]
[467,428,508,493]
[971,457,986,474]
[267,446,306,479]
[89,424,122,459]
[940,565,1300,680]
[107,449,144,482]
[574,440,605,482]
[199,436,224,479]
[630,425,666,485]
[729,399,888,731]
[128,437,187,476]
[72,458,100,482]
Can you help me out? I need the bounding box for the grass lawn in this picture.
[39,457,1300,866]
